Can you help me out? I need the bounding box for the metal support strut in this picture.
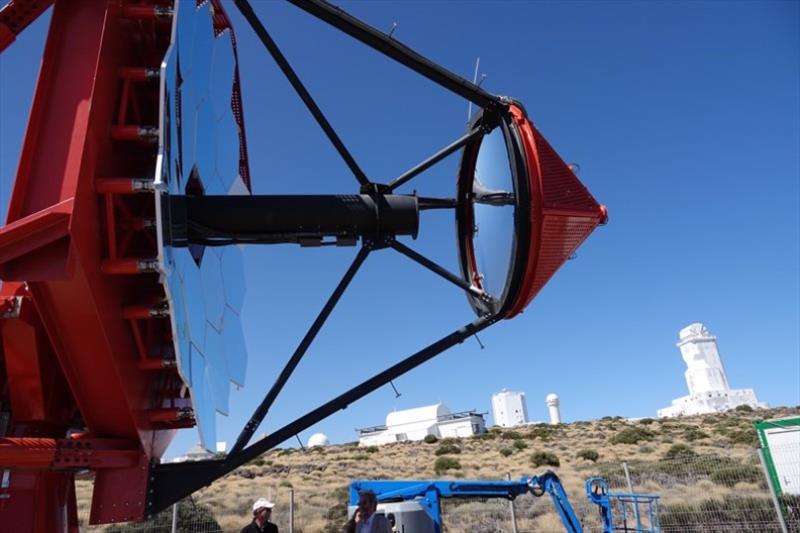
[228,246,371,455]
[146,316,494,515]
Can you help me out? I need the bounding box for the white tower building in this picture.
[658,323,767,417]
[546,393,561,425]
[491,390,529,427]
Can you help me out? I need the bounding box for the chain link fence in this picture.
[80,442,800,532]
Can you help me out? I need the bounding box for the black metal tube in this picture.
[389,239,485,300]
[418,197,458,210]
[233,0,370,187]
[167,194,419,246]
[287,0,506,111]
[228,246,370,456]
[145,316,494,516]
[388,127,483,192]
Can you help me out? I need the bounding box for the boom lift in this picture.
[350,472,584,533]
[350,473,661,533]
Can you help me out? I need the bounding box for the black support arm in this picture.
[145,316,495,516]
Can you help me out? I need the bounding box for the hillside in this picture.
[77,406,799,532]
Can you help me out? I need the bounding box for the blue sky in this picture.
[1,1,798,459]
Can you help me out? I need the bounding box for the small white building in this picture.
[658,323,767,417]
[308,433,330,447]
[491,389,529,427]
[357,403,485,446]
[172,441,226,462]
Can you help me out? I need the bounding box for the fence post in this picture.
[507,472,518,533]
[171,502,178,533]
[289,488,295,533]
[758,447,789,533]
[622,462,642,528]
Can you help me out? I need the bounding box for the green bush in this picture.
[423,434,438,444]
[435,443,461,456]
[734,404,754,413]
[684,428,710,441]
[434,456,462,474]
[501,430,522,440]
[528,426,551,441]
[512,439,528,450]
[709,464,762,487]
[663,444,696,460]
[106,499,222,533]
[577,449,599,462]
[322,486,350,533]
[499,447,514,457]
[531,451,560,468]
[609,427,654,445]
[364,446,379,454]
[661,495,775,529]
[638,418,655,425]
[727,428,757,446]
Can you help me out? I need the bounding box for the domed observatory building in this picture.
[658,323,767,417]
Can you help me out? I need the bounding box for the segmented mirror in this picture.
[155,0,249,451]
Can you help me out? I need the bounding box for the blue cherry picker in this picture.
[349,471,660,532]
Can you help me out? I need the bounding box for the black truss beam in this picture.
[229,246,371,455]
[234,0,370,187]
[286,0,507,112]
[146,316,494,516]
[388,127,484,192]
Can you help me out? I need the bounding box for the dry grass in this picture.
[76,406,798,532]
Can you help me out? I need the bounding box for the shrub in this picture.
[531,451,560,468]
[728,429,757,446]
[734,404,754,413]
[609,427,654,445]
[279,480,293,488]
[661,495,776,529]
[709,464,762,487]
[638,445,654,454]
[501,430,522,440]
[423,434,438,444]
[499,447,514,457]
[663,444,697,460]
[364,446,379,454]
[434,457,462,474]
[435,443,461,456]
[577,449,599,462]
[638,418,655,425]
[528,426,551,441]
[684,428,710,441]
[106,499,222,533]
[512,439,528,450]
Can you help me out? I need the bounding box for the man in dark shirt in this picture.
[240,498,279,533]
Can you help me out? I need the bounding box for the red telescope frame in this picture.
[0,1,606,531]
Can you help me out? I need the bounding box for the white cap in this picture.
[253,498,275,513]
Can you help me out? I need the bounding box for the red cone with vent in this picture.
[507,104,607,317]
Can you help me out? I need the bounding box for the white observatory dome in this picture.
[545,393,559,405]
[307,433,330,447]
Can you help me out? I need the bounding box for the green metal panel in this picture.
[755,416,800,498]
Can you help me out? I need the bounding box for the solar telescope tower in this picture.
[0,1,607,531]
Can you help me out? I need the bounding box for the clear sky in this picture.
[1,1,798,460]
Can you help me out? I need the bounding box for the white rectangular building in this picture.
[357,404,485,446]
[491,390,529,427]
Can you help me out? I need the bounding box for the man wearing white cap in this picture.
[240,497,278,533]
